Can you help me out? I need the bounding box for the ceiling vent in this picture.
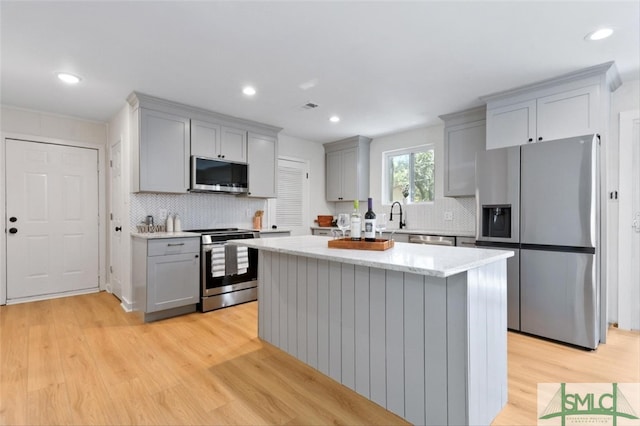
[301,102,319,110]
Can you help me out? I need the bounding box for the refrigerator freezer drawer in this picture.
[520,249,598,349]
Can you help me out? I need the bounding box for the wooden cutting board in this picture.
[327,238,394,251]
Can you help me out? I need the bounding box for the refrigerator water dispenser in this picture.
[482,205,511,238]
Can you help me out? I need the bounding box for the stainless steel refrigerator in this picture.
[520,134,599,349]
[476,134,600,349]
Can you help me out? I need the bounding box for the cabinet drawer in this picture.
[147,238,199,256]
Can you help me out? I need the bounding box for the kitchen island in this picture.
[230,235,513,425]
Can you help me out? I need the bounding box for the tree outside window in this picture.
[385,146,434,203]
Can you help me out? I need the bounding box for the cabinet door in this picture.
[444,120,485,197]
[139,109,190,192]
[326,150,343,201]
[536,85,599,143]
[147,252,199,312]
[339,147,359,201]
[486,100,536,149]
[191,119,221,159]
[220,126,247,162]
[247,133,277,198]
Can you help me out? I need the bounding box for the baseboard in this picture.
[119,296,134,312]
[5,287,100,305]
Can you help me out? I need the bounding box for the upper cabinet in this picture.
[128,93,280,196]
[220,126,247,163]
[485,86,598,150]
[482,62,621,150]
[133,107,190,193]
[440,106,486,197]
[324,136,371,201]
[247,132,278,198]
[191,120,247,163]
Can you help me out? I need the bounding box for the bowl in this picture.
[317,215,333,227]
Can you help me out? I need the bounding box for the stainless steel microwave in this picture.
[190,156,248,194]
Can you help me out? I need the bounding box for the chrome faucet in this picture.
[390,201,405,229]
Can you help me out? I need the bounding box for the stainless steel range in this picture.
[187,228,258,312]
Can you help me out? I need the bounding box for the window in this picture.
[384,145,435,204]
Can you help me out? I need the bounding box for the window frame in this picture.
[382,144,435,205]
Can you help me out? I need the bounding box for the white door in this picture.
[276,157,309,236]
[6,139,99,301]
[618,110,640,330]
[109,140,124,300]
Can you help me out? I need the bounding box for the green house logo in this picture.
[538,383,640,426]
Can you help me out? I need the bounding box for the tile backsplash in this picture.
[335,197,476,234]
[130,193,267,230]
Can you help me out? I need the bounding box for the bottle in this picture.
[350,200,362,241]
[364,197,376,242]
[173,214,182,232]
[166,214,174,233]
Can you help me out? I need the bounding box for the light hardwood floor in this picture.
[0,292,638,425]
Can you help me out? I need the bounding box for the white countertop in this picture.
[131,231,201,239]
[310,226,476,238]
[230,235,512,278]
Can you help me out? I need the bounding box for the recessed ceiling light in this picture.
[242,86,256,96]
[57,72,81,84]
[329,116,340,123]
[585,28,613,41]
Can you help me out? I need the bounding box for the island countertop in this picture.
[230,235,513,278]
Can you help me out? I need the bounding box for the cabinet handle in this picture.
[221,155,225,158]
[115,226,122,232]
[528,138,533,142]
[9,217,17,222]
[217,155,221,158]
[167,243,185,247]
[8,227,17,234]
[538,137,543,141]
[195,255,199,258]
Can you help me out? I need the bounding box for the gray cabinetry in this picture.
[132,236,200,322]
[135,108,190,193]
[191,120,247,163]
[220,126,247,163]
[324,136,371,201]
[247,132,278,198]
[190,119,221,159]
[440,107,486,197]
[127,92,281,195]
[486,86,598,150]
[482,62,621,150]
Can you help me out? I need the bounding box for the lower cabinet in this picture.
[132,236,200,322]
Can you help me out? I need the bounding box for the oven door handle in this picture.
[203,242,227,252]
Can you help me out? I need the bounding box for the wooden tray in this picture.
[327,238,394,251]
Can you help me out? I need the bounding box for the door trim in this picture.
[1,132,107,305]
[618,110,640,330]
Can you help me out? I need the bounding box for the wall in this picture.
[1,106,107,145]
[607,78,640,323]
[0,106,108,305]
[367,125,476,234]
[130,193,267,230]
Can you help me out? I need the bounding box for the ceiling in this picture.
[1,1,639,144]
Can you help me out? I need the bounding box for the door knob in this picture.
[115,226,122,232]
[8,228,17,234]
